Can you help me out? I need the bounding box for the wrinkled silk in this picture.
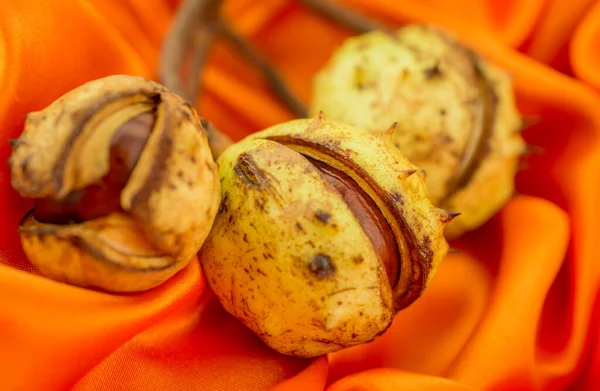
[1,0,599,390]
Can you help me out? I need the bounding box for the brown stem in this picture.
[200,118,234,159]
[158,1,233,161]
[298,0,392,34]
[159,0,306,118]
[220,23,307,117]
[159,0,223,103]
[159,0,310,159]
[187,25,220,105]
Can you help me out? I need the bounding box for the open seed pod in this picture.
[8,75,220,292]
[309,24,526,238]
[199,113,452,357]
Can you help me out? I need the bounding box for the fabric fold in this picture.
[571,1,600,90]
[1,1,599,390]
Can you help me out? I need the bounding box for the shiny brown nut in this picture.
[310,24,526,238]
[199,113,453,357]
[8,75,220,292]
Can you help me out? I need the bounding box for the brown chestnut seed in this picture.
[34,111,154,224]
[306,156,400,288]
[264,132,420,311]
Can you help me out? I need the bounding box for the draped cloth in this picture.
[1,0,599,389]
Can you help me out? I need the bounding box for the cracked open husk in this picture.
[199,113,452,357]
[9,75,220,292]
[309,24,526,238]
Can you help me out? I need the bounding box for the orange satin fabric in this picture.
[1,0,599,390]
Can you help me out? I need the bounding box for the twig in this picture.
[298,0,392,34]
[158,0,392,119]
[187,24,220,105]
[220,23,307,117]
[159,0,221,102]
[158,0,305,117]
[200,118,234,159]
